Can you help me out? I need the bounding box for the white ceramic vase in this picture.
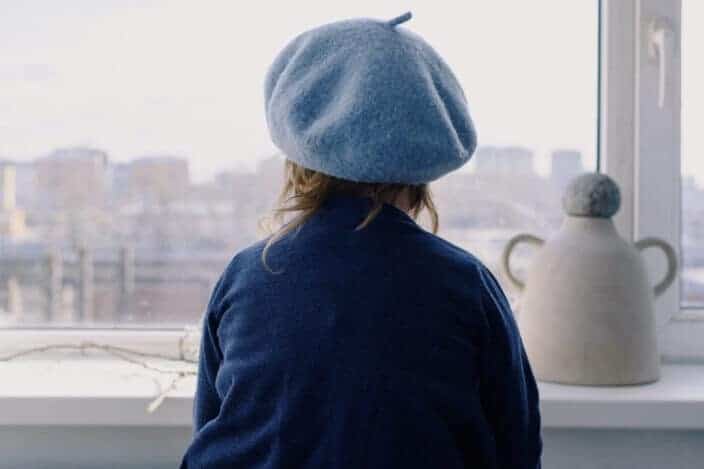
[501,174,677,386]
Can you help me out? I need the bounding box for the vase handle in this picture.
[501,234,545,291]
[635,237,678,297]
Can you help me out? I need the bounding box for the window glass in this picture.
[681,0,704,308]
[0,1,597,326]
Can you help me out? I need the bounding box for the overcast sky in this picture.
[0,1,700,185]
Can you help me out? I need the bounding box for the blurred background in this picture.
[0,0,700,328]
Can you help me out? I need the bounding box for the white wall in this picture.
[542,429,704,469]
[0,426,190,469]
[1,426,703,468]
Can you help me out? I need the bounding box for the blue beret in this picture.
[264,12,477,184]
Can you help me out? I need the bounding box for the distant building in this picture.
[107,162,131,202]
[0,163,29,240]
[0,162,17,210]
[473,146,497,173]
[550,149,584,187]
[13,162,37,209]
[128,156,190,203]
[35,147,109,210]
[474,145,535,175]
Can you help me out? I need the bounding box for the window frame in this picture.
[601,0,704,361]
[1,0,701,362]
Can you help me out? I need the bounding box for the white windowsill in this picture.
[538,364,704,430]
[0,361,702,429]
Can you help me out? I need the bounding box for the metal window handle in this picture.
[648,18,676,109]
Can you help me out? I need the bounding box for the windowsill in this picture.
[0,361,702,429]
[538,364,704,429]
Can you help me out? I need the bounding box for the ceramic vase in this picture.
[501,174,677,385]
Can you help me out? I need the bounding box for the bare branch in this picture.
[0,340,199,415]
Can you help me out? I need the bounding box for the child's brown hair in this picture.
[262,160,439,270]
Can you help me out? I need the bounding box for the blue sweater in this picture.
[181,195,542,468]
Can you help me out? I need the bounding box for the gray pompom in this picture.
[562,173,621,218]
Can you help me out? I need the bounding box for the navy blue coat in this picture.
[181,195,542,468]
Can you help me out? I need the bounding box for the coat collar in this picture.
[319,194,417,227]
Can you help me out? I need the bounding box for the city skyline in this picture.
[0,142,592,184]
[0,141,702,325]
[0,143,608,326]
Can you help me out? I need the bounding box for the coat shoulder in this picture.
[219,238,268,278]
[410,227,490,278]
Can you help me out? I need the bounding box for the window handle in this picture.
[648,17,676,109]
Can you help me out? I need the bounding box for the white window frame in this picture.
[1,0,702,362]
[601,0,703,361]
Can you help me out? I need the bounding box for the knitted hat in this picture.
[264,12,477,184]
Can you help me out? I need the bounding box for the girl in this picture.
[181,12,541,469]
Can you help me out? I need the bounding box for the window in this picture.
[0,1,599,328]
[681,0,703,309]
[428,1,599,301]
[597,0,704,360]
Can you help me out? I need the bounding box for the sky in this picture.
[0,0,699,185]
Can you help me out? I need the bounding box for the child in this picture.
[181,12,541,469]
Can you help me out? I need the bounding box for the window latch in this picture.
[648,17,677,109]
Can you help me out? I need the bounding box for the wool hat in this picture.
[264,12,477,184]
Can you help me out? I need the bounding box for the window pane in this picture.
[682,0,704,308]
[0,1,597,326]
